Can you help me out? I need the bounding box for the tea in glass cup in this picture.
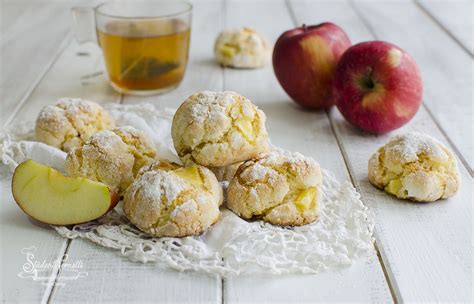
[73,2,192,96]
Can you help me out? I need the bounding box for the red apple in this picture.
[333,41,422,134]
[273,23,351,109]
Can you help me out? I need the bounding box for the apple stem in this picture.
[303,24,307,32]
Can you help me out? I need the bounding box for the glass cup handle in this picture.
[71,7,97,44]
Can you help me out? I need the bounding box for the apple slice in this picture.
[12,160,119,225]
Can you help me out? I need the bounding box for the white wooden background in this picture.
[0,0,472,302]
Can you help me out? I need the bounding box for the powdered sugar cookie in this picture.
[368,132,460,202]
[65,126,157,194]
[214,27,271,68]
[227,151,322,226]
[35,98,114,152]
[123,160,222,237]
[171,91,270,167]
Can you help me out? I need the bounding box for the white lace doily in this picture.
[0,103,375,276]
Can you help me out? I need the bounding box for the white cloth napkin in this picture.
[0,103,375,275]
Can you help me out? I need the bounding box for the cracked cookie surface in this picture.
[65,126,157,194]
[208,162,243,182]
[171,91,270,167]
[123,160,223,237]
[227,151,322,226]
[35,98,115,152]
[368,132,460,202]
[214,27,271,69]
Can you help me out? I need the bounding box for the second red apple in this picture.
[333,41,422,134]
[273,23,351,109]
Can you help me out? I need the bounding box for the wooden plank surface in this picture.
[0,2,120,302]
[329,104,473,303]
[11,41,120,123]
[222,0,392,302]
[417,0,474,55]
[289,0,473,301]
[1,0,472,302]
[0,181,69,303]
[49,1,224,302]
[51,241,221,304]
[1,2,34,35]
[351,0,473,173]
[0,2,108,303]
[0,1,73,128]
[0,39,121,304]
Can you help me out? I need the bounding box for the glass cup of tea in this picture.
[73,2,192,96]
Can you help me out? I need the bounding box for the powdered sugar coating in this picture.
[171,199,198,217]
[228,151,323,226]
[2,103,376,275]
[368,132,460,202]
[65,126,157,194]
[172,91,270,167]
[88,130,118,150]
[35,98,115,152]
[123,160,223,237]
[131,170,186,207]
[383,132,449,166]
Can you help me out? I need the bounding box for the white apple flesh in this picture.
[12,160,119,225]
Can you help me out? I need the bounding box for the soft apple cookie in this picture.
[368,132,460,202]
[65,126,157,194]
[227,151,322,226]
[123,160,223,237]
[35,98,115,152]
[214,27,271,68]
[171,91,270,167]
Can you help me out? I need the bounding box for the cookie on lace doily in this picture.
[227,151,322,226]
[65,126,157,194]
[35,98,115,152]
[55,169,374,275]
[123,160,223,237]
[171,91,270,167]
[2,103,375,276]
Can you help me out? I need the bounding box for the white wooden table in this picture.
[1,0,472,302]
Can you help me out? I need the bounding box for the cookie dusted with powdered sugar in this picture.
[123,160,223,237]
[171,91,270,167]
[35,98,115,152]
[214,27,271,68]
[368,132,460,202]
[227,151,322,226]
[65,126,157,194]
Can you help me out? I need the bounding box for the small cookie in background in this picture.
[123,160,223,237]
[214,27,271,69]
[227,151,322,226]
[368,132,460,202]
[35,98,115,152]
[171,91,270,167]
[65,126,157,194]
